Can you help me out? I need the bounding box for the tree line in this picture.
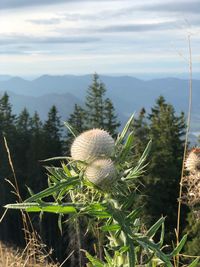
[0,73,199,265]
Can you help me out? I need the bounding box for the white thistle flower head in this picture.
[185,148,200,173]
[71,129,114,162]
[85,159,116,190]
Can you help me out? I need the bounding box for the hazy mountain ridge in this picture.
[0,75,199,138]
[0,90,81,121]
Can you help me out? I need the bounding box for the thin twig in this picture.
[0,208,8,223]
[59,250,75,267]
[179,253,200,258]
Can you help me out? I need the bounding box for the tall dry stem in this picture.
[175,35,193,267]
[3,136,56,266]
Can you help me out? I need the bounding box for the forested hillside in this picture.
[0,74,199,266]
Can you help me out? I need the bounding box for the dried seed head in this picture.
[85,159,116,189]
[182,172,200,206]
[71,129,114,162]
[185,148,200,173]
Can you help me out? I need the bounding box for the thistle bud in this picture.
[71,129,114,162]
[85,159,116,189]
[185,148,200,173]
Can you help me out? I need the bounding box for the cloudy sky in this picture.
[0,0,199,78]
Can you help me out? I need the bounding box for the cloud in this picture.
[28,18,62,25]
[140,1,200,14]
[27,11,111,25]
[92,1,200,23]
[38,36,100,44]
[0,0,65,9]
[0,44,40,55]
[97,21,177,33]
[0,35,100,45]
[62,8,122,22]
[0,50,24,55]
[0,0,119,9]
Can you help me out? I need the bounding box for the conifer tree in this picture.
[27,112,44,190]
[103,98,120,137]
[30,111,43,133]
[16,108,30,132]
[132,96,186,243]
[0,93,17,174]
[0,92,16,131]
[146,96,186,241]
[0,92,16,183]
[65,104,87,151]
[15,108,31,186]
[0,93,16,155]
[148,96,185,180]
[38,107,65,260]
[68,104,87,134]
[67,74,120,141]
[132,107,149,156]
[0,93,21,244]
[85,73,106,128]
[85,74,120,135]
[43,105,63,157]
[68,104,87,132]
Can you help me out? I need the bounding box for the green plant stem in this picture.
[96,222,103,261]
[75,218,82,267]
[107,198,136,267]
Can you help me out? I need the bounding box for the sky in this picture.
[0,0,200,78]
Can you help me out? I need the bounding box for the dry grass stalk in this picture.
[2,137,59,266]
[0,240,59,267]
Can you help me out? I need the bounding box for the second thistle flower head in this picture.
[85,159,116,189]
[71,129,114,162]
[185,148,200,173]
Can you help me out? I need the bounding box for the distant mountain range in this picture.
[0,74,199,143]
